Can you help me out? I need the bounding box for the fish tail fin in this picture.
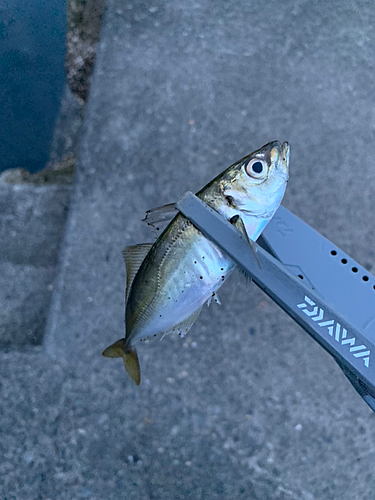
[123,347,141,386]
[102,338,141,386]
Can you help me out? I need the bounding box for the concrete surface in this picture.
[0,183,71,346]
[2,0,375,498]
[66,0,106,101]
[48,85,84,167]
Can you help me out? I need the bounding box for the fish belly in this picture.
[127,217,235,342]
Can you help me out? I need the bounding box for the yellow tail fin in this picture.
[102,338,141,386]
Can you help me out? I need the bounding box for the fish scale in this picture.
[130,216,232,340]
[189,233,234,287]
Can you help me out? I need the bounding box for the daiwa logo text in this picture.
[297,296,370,368]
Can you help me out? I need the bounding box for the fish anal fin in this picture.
[122,243,153,302]
[102,338,141,385]
[142,202,178,235]
[159,307,203,340]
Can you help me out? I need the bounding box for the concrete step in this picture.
[0,85,83,347]
[0,182,72,346]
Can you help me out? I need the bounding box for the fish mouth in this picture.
[281,142,290,165]
[273,141,290,180]
[260,140,289,180]
[260,141,289,166]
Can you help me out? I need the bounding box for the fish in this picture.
[102,140,290,385]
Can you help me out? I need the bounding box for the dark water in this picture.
[0,0,66,173]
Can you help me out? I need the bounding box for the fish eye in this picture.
[244,158,268,179]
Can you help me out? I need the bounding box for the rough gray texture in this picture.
[0,263,56,346]
[0,183,71,346]
[48,84,85,167]
[66,0,106,101]
[3,0,375,498]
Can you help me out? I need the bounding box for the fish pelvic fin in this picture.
[207,291,221,307]
[102,338,141,386]
[122,244,153,303]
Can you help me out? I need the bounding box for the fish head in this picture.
[200,141,290,241]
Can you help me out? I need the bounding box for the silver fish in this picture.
[103,141,290,384]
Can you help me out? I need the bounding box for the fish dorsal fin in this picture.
[122,243,153,302]
[142,202,178,236]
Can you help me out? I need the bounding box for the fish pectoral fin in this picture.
[142,202,178,235]
[160,307,203,340]
[102,338,141,385]
[122,244,153,303]
[230,215,261,270]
